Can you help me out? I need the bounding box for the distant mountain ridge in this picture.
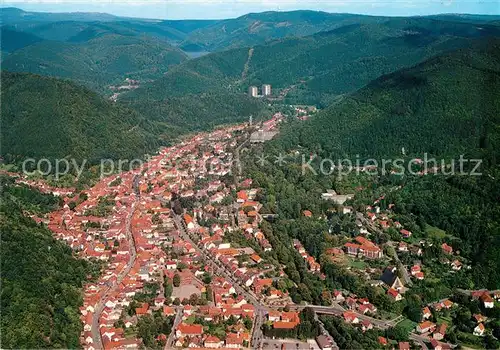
[127,16,500,107]
[1,30,188,92]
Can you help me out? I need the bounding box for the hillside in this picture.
[0,26,43,52]
[1,33,188,91]
[1,72,158,162]
[274,39,500,160]
[0,175,92,348]
[179,11,375,52]
[127,17,500,107]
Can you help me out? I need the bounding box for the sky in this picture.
[2,0,499,20]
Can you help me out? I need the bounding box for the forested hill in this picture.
[0,175,93,348]
[130,17,500,107]
[0,8,216,44]
[273,39,500,161]
[179,11,500,52]
[1,30,188,92]
[178,11,373,52]
[1,72,158,162]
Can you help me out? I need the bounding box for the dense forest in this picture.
[1,71,159,162]
[125,18,500,110]
[1,31,188,92]
[274,39,500,160]
[0,175,94,348]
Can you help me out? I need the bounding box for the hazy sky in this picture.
[2,0,499,20]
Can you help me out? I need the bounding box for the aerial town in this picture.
[11,111,500,350]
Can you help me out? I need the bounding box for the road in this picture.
[165,306,183,349]
[91,176,140,347]
[171,213,268,349]
[357,212,412,287]
[386,240,413,287]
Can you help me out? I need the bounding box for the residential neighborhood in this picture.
[15,112,500,350]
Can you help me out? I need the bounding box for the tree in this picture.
[173,273,181,287]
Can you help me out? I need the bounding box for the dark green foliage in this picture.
[1,34,188,92]
[1,71,159,162]
[137,313,174,349]
[0,175,62,213]
[180,11,370,51]
[0,180,92,348]
[124,92,267,135]
[0,26,43,53]
[388,174,500,289]
[275,39,500,160]
[320,315,383,349]
[134,18,500,108]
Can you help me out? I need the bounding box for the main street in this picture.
[165,306,183,349]
[171,213,268,349]
[91,176,140,347]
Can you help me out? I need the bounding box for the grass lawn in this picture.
[379,310,399,321]
[184,315,196,324]
[398,319,417,333]
[425,224,448,239]
[348,258,366,269]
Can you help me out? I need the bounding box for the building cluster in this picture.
[248,84,271,97]
[24,117,304,349]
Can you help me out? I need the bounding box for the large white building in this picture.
[248,86,258,97]
[262,84,272,96]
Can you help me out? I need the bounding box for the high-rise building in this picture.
[248,86,258,97]
[262,84,272,96]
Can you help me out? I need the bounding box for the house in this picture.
[442,299,453,309]
[183,214,195,229]
[343,311,359,324]
[451,260,462,271]
[430,339,442,350]
[333,290,345,302]
[480,293,495,308]
[381,267,404,291]
[165,261,177,270]
[204,335,223,348]
[400,229,412,238]
[398,342,410,350]
[387,288,402,301]
[378,337,388,346]
[422,307,432,320]
[225,333,244,348]
[316,335,334,350]
[175,323,203,338]
[414,271,424,280]
[268,311,281,322]
[441,243,453,255]
[303,210,313,217]
[474,323,485,336]
[417,321,436,334]
[473,314,487,323]
[433,323,447,340]
[361,320,373,331]
[163,306,175,317]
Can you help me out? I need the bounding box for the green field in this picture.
[398,319,417,333]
